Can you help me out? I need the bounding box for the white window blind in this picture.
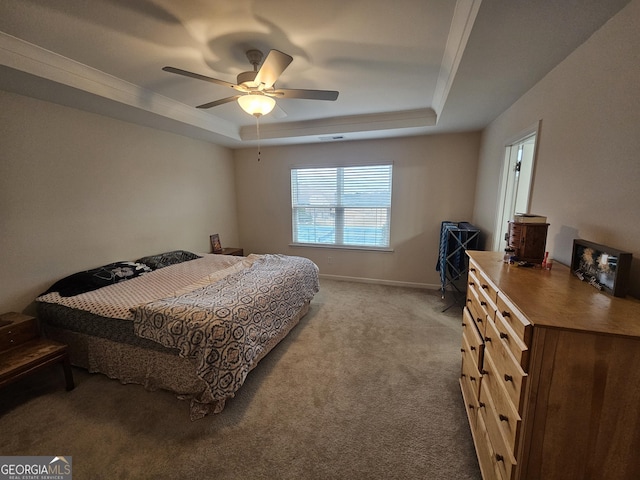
[291,164,392,248]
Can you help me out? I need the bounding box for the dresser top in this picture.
[467,250,640,338]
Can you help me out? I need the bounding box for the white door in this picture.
[494,131,538,252]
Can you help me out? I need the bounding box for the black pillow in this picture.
[43,261,152,297]
[135,250,201,270]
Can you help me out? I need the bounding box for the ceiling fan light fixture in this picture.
[237,94,276,117]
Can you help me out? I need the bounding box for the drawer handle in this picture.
[504,374,513,382]
[482,284,489,290]
[470,346,476,351]
[469,282,475,287]
[499,414,509,422]
[502,311,511,318]
[461,373,466,378]
[468,404,475,410]
[477,317,483,323]
[470,268,476,273]
[470,376,476,382]
[478,402,485,408]
[461,322,467,327]
[499,332,508,340]
[480,301,487,306]
[496,454,504,463]
[460,348,466,353]
[484,336,491,343]
[481,369,488,375]
[466,298,472,303]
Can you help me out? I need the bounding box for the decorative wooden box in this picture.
[507,221,549,264]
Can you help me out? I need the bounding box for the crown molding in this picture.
[432,0,482,117]
[240,109,437,141]
[0,31,240,140]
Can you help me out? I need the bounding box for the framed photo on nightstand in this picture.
[210,234,223,253]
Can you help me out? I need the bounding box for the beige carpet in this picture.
[0,279,481,480]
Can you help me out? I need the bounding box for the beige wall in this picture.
[473,0,640,297]
[0,91,238,313]
[234,133,481,288]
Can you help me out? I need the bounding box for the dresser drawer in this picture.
[479,363,522,455]
[467,266,481,292]
[469,261,498,303]
[0,316,38,351]
[488,313,529,372]
[460,369,480,429]
[478,285,498,319]
[465,285,480,320]
[482,347,525,418]
[467,276,495,340]
[466,287,488,338]
[479,383,517,480]
[473,412,494,479]
[475,412,511,480]
[461,336,482,400]
[462,308,484,368]
[496,293,532,346]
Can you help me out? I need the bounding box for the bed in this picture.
[36,251,319,419]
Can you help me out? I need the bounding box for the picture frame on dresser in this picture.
[570,239,632,297]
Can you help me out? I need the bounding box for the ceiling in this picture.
[0,0,631,148]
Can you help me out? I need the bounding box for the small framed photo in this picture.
[571,239,632,297]
[210,234,223,253]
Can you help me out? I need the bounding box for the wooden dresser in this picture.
[460,251,640,480]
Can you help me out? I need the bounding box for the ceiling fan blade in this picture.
[273,88,339,101]
[196,95,241,109]
[271,103,288,119]
[254,50,293,89]
[162,66,242,91]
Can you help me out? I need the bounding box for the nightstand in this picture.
[218,247,244,256]
[0,312,74,391]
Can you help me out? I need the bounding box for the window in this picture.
[291,164,393,248]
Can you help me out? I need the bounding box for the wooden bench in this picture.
[0,312,74,391]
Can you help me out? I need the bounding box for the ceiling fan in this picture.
[162,49,339,117]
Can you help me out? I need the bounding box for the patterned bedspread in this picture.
[131,254,319,418]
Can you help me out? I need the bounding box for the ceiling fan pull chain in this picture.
[256,115,261,162]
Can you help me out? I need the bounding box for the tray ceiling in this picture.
[0,0,631,147]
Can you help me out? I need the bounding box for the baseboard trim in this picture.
[318,274,441,290]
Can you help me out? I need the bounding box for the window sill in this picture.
[289,243,394,253]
